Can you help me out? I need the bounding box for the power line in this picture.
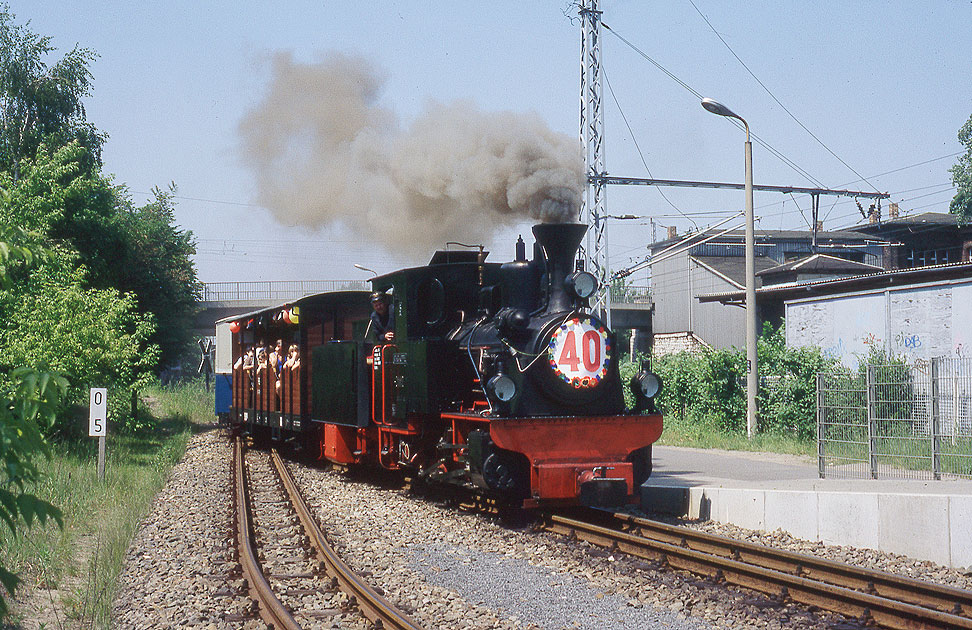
[832,152,964,188]
[601,21,827,189]
[687,0,880,193]
[602,68,698,230]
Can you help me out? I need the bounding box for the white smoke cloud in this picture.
[239,52,584,257]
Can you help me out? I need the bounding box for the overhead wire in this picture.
[601,21,827,189]
[687,0,880,193]
[602,67,698,230]
[602,15,963,232]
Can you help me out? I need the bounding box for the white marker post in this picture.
[89,388,107,481]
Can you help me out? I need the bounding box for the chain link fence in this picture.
[817,357,972,480]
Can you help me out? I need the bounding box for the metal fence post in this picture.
[866,364,878,479]
[931,357,942,480]
[817,373,826,479]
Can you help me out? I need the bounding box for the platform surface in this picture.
[642,445,972,569]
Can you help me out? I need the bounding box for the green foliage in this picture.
[951,113,972,224]
[0,232,65,615]
[0,5,103,179]
[643,324,838,440]
[0,7,200,615]
[0,222,34,286]
[2,266,157,411]
[111,186,201,367]
[0,6,200,374]
[757,323,837,439]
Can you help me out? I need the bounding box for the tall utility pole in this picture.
[579,0,611,327]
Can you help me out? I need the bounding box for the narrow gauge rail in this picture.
[232,437,425,630]
[538,510,972,630]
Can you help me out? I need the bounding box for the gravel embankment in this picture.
[678,518,972,591]
[110,433,972,629]
[294,465,830,630]
[112,427,257,629]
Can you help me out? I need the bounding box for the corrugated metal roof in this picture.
[691,255,779,288]
[756,253,883,276]
[697,260,972,303]
[650,227,890,251]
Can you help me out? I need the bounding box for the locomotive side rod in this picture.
[539,512,972,630]
[233,438,303,630]
[269,448,426,630]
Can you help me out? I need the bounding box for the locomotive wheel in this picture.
[482,450,529,498]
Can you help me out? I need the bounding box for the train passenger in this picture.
[233,347,254,371]
[284,345,300,371]
[368,291,395,343]
[269,339,284,377]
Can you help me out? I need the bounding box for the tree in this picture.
[950,113,972,225]
[112,186,201,368]
[0,227,65,615]
[0,5,103,180]
[0,144,200,372]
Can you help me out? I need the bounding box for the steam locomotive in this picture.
[214,223,663,507]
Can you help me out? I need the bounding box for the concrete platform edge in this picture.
[642,484,972,570]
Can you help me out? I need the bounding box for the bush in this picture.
[635,324,838,440]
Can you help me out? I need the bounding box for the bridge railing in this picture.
[201,280,371,302]
[611,284,652,306]
[202,280,652,306]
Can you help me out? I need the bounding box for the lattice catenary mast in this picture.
[578,0,610,326]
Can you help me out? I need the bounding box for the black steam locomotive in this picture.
[216,223,663,507]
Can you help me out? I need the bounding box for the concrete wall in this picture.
[786,278,972,366]
[647,485,972,569]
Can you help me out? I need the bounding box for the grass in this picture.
[0,380,214,628]
[657,413,817,458]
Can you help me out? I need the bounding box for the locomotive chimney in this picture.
[532,223,588,313]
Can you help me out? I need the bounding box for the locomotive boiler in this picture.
[215,223,663,508]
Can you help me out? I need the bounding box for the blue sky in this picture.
[18,1,972,284]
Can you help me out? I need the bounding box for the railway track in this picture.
[232,437,425,629]
[538,509,972,630]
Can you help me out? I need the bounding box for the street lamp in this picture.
[701,97,758,438]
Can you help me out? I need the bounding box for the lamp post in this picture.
[701,97,758,438]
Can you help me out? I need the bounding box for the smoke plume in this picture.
[239,52,584,257]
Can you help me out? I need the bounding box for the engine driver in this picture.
[369,291,395,343]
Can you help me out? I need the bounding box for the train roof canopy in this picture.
[215,290,372,324]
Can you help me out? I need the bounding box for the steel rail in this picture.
[233,438,302,630]
[540,512,972,630]
[608,511,972,619]
[270,448,426,630]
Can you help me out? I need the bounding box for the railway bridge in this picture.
[194,280,653,346]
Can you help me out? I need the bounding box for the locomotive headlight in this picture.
[565,271,598,299]
[487,374,517,402]
[631,371,662,399]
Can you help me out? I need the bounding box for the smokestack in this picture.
[868,203,879,224]
[532,223,588,313]
[889,202,899,219]
[667,225,677,239]
[816,221,824,231]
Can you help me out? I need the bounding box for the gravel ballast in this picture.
[109,431,972,628]
[112,427,259,629]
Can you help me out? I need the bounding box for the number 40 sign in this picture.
[88,388,107,437]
